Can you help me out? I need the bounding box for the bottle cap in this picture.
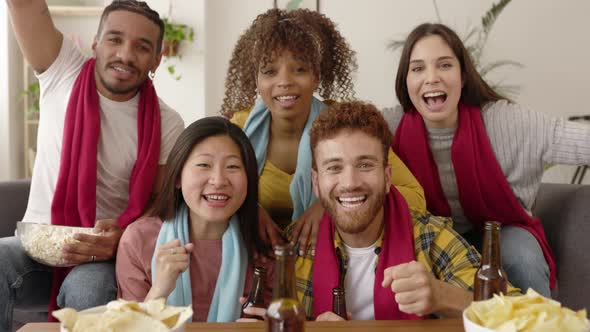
[332,287,345,296]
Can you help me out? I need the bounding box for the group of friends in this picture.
[1,0,589,331]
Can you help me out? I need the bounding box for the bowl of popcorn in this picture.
[16,221,95,267]
[54,298,193,332]
[464,289,590,332]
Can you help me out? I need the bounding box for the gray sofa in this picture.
[0,180,588,325]
[0,180,47,331]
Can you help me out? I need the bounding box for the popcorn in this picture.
[17,222,94,267]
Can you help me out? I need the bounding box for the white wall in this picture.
[204,0,271,117]
[150,0,206,124]
[0,3,24,180]
[0,3,9,180]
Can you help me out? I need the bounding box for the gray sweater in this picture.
[382,100,590,234]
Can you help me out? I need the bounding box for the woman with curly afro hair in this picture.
[221,8,425,254]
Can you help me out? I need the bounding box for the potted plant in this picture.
[162,17,194,58]
[21,81,40,120]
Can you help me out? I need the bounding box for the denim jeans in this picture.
[0,236,117,332]
[462,225,550,297]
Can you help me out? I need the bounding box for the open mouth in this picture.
[109,64,136,79]
[337,195,367,209]
[203,194,229,202]
[274,95,299,107]
[422,91,447,108]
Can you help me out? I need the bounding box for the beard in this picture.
[318,186,386,235]
[95,59,147,96]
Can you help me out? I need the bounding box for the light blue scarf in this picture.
[243,96,325,221]
[151,203,247,322]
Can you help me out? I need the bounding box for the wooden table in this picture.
[18,318,465,331]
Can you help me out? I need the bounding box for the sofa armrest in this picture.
[533,183,590,310]
[0,180,30,238]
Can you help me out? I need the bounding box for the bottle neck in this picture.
[481,224,502,267]
[249,273,265,300]
[333,293,345,305]
[272,253,297,300]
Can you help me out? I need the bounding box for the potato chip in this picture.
[465,289,589,332]
[53,298,193,332]
[52,308,78,330]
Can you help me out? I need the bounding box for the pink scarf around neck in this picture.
[48,58,161,319]
[392,103,556,289]
[312,188,423,320]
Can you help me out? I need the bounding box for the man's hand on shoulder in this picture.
[61,219,123,264]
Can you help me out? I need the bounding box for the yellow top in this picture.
[231,107,426,228]
[259,160,294,229]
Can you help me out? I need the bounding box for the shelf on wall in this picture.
[49,6,104,16]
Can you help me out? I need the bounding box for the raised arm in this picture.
[6,0,63,73]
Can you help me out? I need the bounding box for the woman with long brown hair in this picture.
[384,22,590,297]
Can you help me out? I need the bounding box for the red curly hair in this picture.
[310,101,392,169]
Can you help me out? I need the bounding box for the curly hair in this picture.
[220,8,357,117]
[310,101,392,169]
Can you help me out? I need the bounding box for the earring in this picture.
[149,71,155,80]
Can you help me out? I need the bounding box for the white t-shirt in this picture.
[343,241,378,320]
[22,37,184,224]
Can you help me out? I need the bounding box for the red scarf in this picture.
[392,103,556,288]
[312,188,423,320]
[48,59,161,319]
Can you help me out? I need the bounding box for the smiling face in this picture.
[312,130,391,237]
[406,35,464,129]
[256,49,320,122]
[92,10,162,101]
[178,135,248,227]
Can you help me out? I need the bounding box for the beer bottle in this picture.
[266,244,305,332]
[242,266,267,319]
[474,221,508,301]
[332,287,348,320]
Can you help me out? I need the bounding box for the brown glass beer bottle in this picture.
[332,287,348,320]
[474,221,508,301]
[242,266,267,319]
[266,244,305,332]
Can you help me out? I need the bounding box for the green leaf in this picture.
[168,65,175,75]
[163,17,194,44]
[479,60,523,77]
[481,0,512,36]
[286,0,303,11]
[490,83,521,98]
[387,40,406,53]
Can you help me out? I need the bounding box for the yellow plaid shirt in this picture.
[293,210,519,320]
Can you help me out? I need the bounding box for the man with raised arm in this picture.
[0,1,183,329]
